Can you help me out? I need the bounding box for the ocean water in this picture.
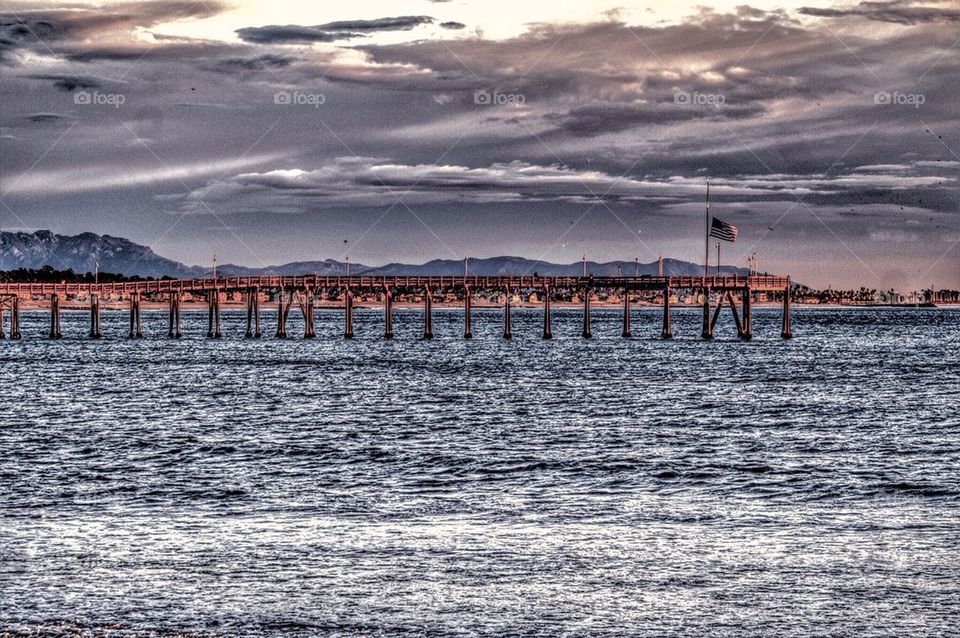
[1,307,958,636]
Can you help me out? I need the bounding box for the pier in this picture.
[0,274,793,340]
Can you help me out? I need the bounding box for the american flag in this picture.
[709,217,737,242]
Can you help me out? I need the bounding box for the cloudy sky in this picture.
[1,0,958,288]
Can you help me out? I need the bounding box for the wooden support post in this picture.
[213,292,220,338]
[463,286,472,339]
[0,303,5,340]
[90,293,101,339]
[781,281,792,339]
[207,292,216,338]
[168,294,177,338]
[344,288,354,339]
[129,294,142,339]
[423,287,433,339]
[49,293,61,339]
[710,291,726,332]
[173,293,182,338]
[207,291,221,338]
[740,288,752,340]
[275,290,287,338]
[622,288,631,338]
[503,288,512,339]
[542,285,552,340]
[253,289,261,338]
[10,297,21,340]
[582,288,592,338]
[661,286,672,339]
[384,286,393,339]
[701,287,712,339]
[245,288,254,338]
[302,289,315,338]
[728,293,744,336]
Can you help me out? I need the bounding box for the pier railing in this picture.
[0,274,790,296]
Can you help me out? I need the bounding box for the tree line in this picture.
[0,265,172,283]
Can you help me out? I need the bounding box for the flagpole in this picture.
[704,180,710,279]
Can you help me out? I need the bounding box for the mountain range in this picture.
[0,230,749,278]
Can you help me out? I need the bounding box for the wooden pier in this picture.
[0,274,793,340]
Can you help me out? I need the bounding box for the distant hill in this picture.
[0,230,201,278]
[0,230,749,278]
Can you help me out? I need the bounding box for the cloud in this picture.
[236,15,435,44]
[440,21,466,30]
[798,1,960,25]
[173,157,953,214]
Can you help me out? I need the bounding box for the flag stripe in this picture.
[710,217,738,242]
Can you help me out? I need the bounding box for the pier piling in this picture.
[344,288,354,339]
[10,298,20,340]
[302,289,315,339]
[253,290,260,338]
[168,293,182,338]
[245,289,256,338]
[384,287,393,339]
[463,287,472,339]
[622,289,631,338]
[661,286,672,339]
[503,288,512,339]
[582,288,592,339]
[423,288,433,339]
[90,294,101,339]
[702,287,712,339]
[128,294,142,338]
[740,289,752,340]
[49,294,62,339]
[208,292,221,338]
[782,282,792,339]
[542,286,552,340]
[275,290,287,338]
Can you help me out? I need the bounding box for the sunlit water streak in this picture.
[1,307,958,636]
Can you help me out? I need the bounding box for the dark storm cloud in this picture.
[0,1,226,63]
[23,112,66,122]
[235,25,361,44]
[798,1,960,24]
[25,73,101,91]
[236,16,435,44]
[440,22,466,30]
[313,16,434,32]
[212,54,298,73]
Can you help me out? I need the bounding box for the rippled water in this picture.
[1,307,958,636]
